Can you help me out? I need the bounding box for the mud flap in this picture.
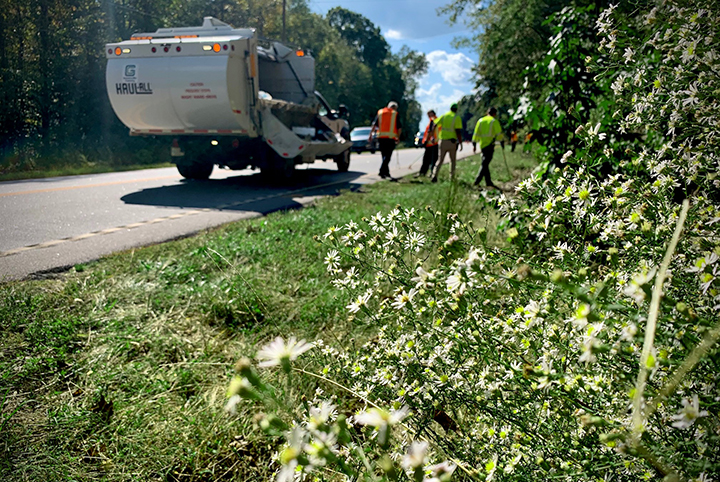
[259,106,308,160]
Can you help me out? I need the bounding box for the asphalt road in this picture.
[0,147,472,281]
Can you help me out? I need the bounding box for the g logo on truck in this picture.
[116,64,153,95]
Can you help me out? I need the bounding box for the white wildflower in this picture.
[324,250,340,272]
[354,406,409,428]
[346,290,372,313]
[257,336,313,369]
[671,394,708,429]
[401,441,428,470]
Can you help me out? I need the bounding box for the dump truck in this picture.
[105,17,351,180]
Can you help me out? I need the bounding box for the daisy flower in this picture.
[257,337,313,371]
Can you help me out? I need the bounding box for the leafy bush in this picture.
[227,1,719,480]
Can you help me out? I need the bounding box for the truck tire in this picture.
[335,149,350,172]
[262,154,295,181]
[177,161,213,180]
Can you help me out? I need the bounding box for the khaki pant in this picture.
[432,139,458,180]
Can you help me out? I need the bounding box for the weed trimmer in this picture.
[406,150,425,170]
[500,144,511,179]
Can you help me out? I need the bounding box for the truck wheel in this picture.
[177,161,213,180]
[370,149,376,154]
[335,149,350,172]
[262,155,295,181]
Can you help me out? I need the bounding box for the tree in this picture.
[326,7,389,67]
[442,0,569,107]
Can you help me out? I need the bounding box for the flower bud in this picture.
[516,264,532,281]
[227,376,260,400]
[551,269,565,283]
[234,358,262,387]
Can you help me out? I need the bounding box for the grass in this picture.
[0,162,175,183]
[0,149,536,481]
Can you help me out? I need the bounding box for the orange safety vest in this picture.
[422,119,439,147]
[376,107,399,140]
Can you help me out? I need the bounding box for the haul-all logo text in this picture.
[116,63,153,95]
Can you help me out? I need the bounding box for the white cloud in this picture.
[417,82,442,99]
[385,29,402,40]
[426,50,474,86]
[416,81,468,119]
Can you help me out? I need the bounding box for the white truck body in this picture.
[105,17,350,179]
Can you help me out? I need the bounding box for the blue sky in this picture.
[307,0,477,133]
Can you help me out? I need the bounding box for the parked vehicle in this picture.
[413,131,424,148]
[349,126,378,154]
[105,17,351,180]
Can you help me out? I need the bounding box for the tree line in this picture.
[0,0,427,173]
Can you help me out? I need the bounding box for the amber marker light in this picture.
[114,47,122,56]
[296,50,305,57]
[212,43,221,53]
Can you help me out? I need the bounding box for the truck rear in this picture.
[105,17,350,180]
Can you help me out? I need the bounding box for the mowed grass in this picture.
[0,162,175,182]
[0,149,536,481]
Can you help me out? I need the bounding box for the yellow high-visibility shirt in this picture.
[472,115,502,148]
[434,111,462,140]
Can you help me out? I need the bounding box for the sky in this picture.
[307,0,477,133]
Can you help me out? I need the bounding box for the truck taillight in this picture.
[114,47,121,56]
[213,43,221,52]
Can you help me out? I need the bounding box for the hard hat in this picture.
[388,101,398,109]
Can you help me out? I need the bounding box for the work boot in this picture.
[431,177,438,183]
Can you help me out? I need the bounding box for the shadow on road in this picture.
[120,168,366,213]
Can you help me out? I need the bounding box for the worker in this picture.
[472,106,503,189]
[415,110,439,178]
[431,103,463,183]
[523,132,533,153]
[369,101,402,180]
